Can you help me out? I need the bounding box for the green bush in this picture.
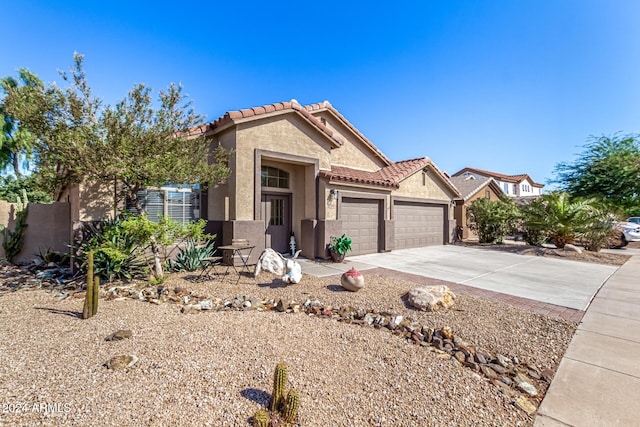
[467,198,520,244]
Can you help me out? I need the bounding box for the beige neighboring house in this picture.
[452,167,544,199]
[64,99,461,262]
[450,175,504,241]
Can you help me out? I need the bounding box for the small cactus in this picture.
[270,362,287,412]
[82,252,99,319]
[92,275,99,316]
[282,388,300,422]
[252,409,270,427]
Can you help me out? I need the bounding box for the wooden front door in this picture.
[261,194,291,253]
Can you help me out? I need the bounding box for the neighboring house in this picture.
[64,100,461,262]
[449,175,504,241]
[198,100,460,261]
[451,167,543,199]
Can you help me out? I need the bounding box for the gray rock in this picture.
[181,304,202,314]
[105,330,132,341]
[487,363,507,375]
[496,353,513,369]
[517,381,538,396]
[364,313,375,325]
[199,299,213,310]
[106,355,138,370]
[480,365,498,379]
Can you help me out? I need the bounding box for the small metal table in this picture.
[218,244,255,284]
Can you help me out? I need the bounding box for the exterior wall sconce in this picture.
[327,189,338,208]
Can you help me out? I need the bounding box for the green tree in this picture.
[0,70,40,177]
[3,53,231,278]
[466,198,520,244]
[553,134,640,216]
[0,175,52,204]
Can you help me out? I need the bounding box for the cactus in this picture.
[2,189,29,263]
[282,388,300,422]
[82,252,97,319]
[270,362,287,412]
[251,409,270,427]
[92,275,99,316]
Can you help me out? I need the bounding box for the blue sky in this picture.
[3,1,640,187]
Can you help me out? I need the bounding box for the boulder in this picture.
[563,244,583,254]
[340,268,365,292]
[406,286,456,311]
[254,248,286,277]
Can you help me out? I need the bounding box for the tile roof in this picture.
[452,167,544,187]
[204,100,343,148]
[321,157,461,196]
[450,175,497,200]
[304,101,392,166]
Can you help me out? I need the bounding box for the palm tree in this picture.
[521,192,599,248]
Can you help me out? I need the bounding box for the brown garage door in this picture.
[394,201,445,249]
[341,198,380,255]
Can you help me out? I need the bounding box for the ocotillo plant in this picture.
[270,362,287,412]
[82,252,99,319]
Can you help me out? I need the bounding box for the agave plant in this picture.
[75,216,149,281]
[169,239,216,272]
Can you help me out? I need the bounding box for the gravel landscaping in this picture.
[0,266,578,426]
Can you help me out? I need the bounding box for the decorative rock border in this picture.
[101,284,551,416]
[6,269,553,418]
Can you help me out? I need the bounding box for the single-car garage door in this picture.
[394,201,445,249]
[341,198,380,255]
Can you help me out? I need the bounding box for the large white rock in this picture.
[254,248,286,277]
[407,286,456,312]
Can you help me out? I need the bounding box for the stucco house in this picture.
[65,100,461,263]
[449,175,504,241]
[452,167,543,199]
[192,100,460,261]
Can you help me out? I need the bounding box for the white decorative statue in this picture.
[281,250,303,284]
[254,249,303,284]
[289,234,297,256]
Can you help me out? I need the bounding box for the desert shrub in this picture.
[169,239,217,272]
[467,198,520,244]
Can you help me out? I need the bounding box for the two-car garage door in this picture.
[341,198,446,255]
[394,201,445,249]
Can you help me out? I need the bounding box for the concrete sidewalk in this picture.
[535,253,640,426]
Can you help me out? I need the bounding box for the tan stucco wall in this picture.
[0,202,71,263]
[207,129,236,221]
[313,111,388,171]
[394,170,455,219]
[232,114,332,220]
[78,181,118,221]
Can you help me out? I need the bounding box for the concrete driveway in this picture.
[347,245,619,310]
